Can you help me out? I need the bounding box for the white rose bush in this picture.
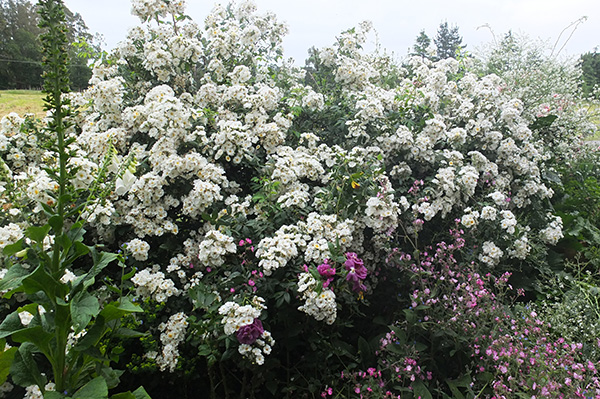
[1,0,600,398]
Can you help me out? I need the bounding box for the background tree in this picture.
[580,49,600,97]
[434,21,465,60]
[0,0,43,88]
[0,0,97,90]
[411,29,433,60]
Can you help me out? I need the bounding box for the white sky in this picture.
[63,0,600,63]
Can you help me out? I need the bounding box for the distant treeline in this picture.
[0,0,99,90]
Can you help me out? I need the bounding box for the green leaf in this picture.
[44,392,68,399]
[411,380,433,399]
[446,379,465,399]
[26,225,51,244]
[67,221,86,243]
[112,328,147,338]
[221,348,235,361]
[10,342,45,388]
[99,366,123,389]
[71,249,117,297]
[385,342,405,355]
[72,317,106,351]
[403,308,416,324]
[197,344,212,357]
[99,298,142,323]
[357,336,375,365]
[21,265,62,298]
[2,240,24,256]
[0,312,27,339]
[476,371,493,383]
[71,291,100,333]
[0,346,17,385]
[64,242,91,266]
[0,309,53,351]
[529,114,558,131]
[0,264,30,295]
[11,326,53,351]
[110,393,136,399]
[389,325,407,346]
[72,376,108,399]
[48,215,64,234]
[131,386,151,399]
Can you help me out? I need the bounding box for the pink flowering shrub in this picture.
[334,230,600,398]
[476,315,600,398]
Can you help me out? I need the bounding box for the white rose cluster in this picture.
[131,267,180,302]
[197,229,237,268]
[297,272,337,324]
[154,312,189,372]
[540,215,564,245]
[237,330,275,366]
[131,0,186,22]
[218,297,274,365]
[0,223,23,250]
[23,383,56,399]
[256,212,355,276]
[479,241,504,266]
[126,238,151,261]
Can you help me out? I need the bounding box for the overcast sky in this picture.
[62,0,600,63]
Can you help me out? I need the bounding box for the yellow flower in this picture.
[351,181,360,189]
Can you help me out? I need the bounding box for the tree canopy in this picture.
[411,29,433,60]
[580,49,600,97]
[0,0,97,90]
[434,21,465,60]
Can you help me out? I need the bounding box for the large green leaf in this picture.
[0,311,53,353]
[0,345,17,385]
[0,312,27,339]
[0,264,30,296]
[132,386,151,399]
[44,392,69,399]
[63,242,91,268]
[48,215,64,234]
[67,221,86,243]
[26,225,51,244]
[72,317,106,351]
[112,328,147,338]
[111,387,151,399]
[2,239,23,256]
[99,366,124,390]
[10,342,45,388]
[72,376,108,399]
[446,378,465,399]
[99,298,142,323]
[411,380,433,399]
[11,326,53,350]
[70,291,100,333]
[110,393,136,399]
[21,265,62,298]
[70,249,117,297]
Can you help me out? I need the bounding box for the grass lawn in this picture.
[583,102,600,140]
[0,90,46,118]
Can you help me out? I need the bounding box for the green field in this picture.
[588,102,600,140]
[0,90,46,118]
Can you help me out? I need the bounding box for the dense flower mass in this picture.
[0,0,598,397]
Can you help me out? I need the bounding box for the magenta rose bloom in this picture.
[317,259,336,278]
[236,318,264,345]
[344,252,367,292]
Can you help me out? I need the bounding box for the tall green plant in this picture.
[0,1,148,398]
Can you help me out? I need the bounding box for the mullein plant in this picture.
[0,1,148,398]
